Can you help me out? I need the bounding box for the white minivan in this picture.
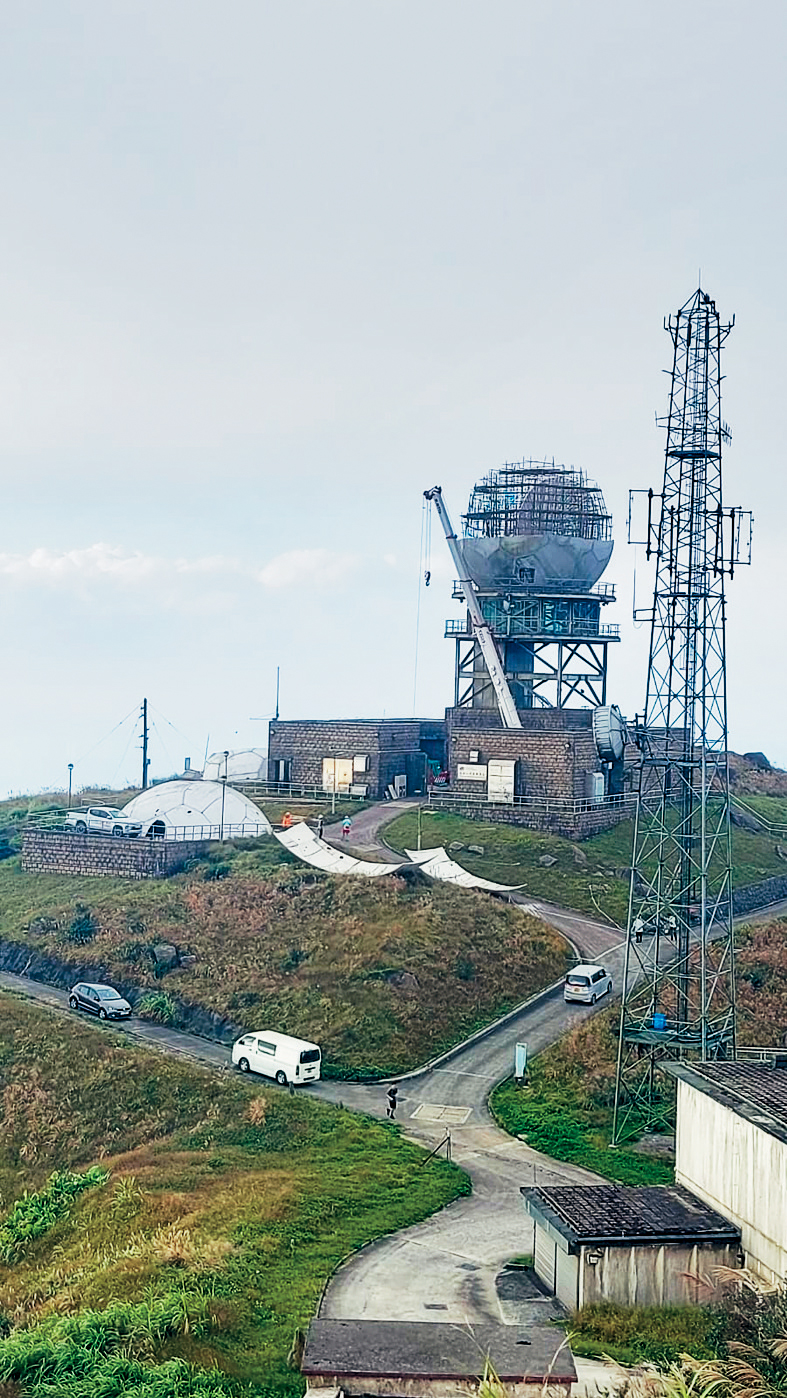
[231,1031,322,1086]
[564,963,613,1005]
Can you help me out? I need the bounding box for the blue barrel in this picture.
[653,1012,667,1031]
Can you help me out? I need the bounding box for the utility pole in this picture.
[612,288,752,1144]
[141,698,150,790]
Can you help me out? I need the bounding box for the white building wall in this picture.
[675,1079,787,1284]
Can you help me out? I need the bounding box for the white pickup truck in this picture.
[66,806,143,838]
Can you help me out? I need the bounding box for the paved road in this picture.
[0,898,627,1333]
[3,861,784,1339]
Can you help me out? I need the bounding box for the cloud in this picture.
[255,548,358,590]
[0,542,358,596]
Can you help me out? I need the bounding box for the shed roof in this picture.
[521,1184,740,1248]
[301,1320,576,1384]
[666,1063,787,1146]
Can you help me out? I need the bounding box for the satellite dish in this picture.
[593,705,628,763]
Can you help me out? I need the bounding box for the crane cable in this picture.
[412,498,429,714]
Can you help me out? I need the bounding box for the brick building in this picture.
[268,718,446,799]
[446,705,604,801]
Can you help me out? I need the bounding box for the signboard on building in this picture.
[456,763,488,782]
[488,758,516,804]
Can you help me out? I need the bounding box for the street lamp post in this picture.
[67,764,74,808]
[220,750,229,840]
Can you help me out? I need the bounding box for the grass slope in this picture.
[384,808,787,924]
[490,1009,674,1186]
[0,990,468,1396]
[490,916,787,1184]
[0,846,571,1077]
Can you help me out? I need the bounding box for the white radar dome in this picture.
[123,780,271,839]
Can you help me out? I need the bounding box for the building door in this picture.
[322,758,354,793]
[488,759,516,805]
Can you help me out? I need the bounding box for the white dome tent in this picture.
[123,780,271,840]
[202,750,267,782]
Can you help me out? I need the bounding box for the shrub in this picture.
[118,939,153,966]
[0,1166,109,1264]
[456,957,476,981]
[65,902,98,945]
[136,991,179,1026]
[279,946,307,973]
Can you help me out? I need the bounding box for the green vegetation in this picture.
[490,1008,674,1185]
[0,990,468,1396]
[0,847,571,1077]
[384,807,787,924]
[0,1167,109,1264]
[490,914,787,1181]
[570,1301,724,1366]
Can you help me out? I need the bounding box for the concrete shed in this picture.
[522,1184,740,1311]
[667,1062,787,1285]
[301,1319,576,1398]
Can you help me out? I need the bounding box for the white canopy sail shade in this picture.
[405,847,526,892]
[274,823,406,877]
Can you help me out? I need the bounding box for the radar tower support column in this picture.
[424,486,522,729]
[612,288,752,1144]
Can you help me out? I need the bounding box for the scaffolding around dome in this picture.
[463,458,612,543]
[447,457,619,711]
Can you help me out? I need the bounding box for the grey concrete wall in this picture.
[306,1378,570,1398]
[675,1079,787,1285]
[22,829,209,880]
[579,1239,739,1308]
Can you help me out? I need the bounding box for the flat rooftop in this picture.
[302,1320,576,1385]
[522,1184,740,1247]
[667,1063,787,1146]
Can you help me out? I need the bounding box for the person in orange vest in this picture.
[281,811,293,829]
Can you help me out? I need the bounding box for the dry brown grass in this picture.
[1,860,571,1074]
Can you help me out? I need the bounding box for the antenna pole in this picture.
[275,666,280,721]
[141,698,150,790]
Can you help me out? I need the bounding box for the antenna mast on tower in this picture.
[612,288,752,1143]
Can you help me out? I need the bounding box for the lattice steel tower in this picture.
[612,287,751,1143]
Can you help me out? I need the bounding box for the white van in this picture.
[231,1031,322,1086]
[563,963,613,1005]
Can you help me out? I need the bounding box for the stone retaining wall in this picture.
[21,829,210,880]
[425,795,633,840]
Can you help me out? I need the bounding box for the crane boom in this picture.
[424,486,522,729]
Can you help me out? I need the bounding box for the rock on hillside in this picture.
[728,751,787,796]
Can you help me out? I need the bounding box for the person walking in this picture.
[386,1084,398,1119]
[342,816,352,839]
[316,815,324,840]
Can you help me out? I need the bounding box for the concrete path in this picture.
[326,798,418,859]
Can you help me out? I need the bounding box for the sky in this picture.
[1,0,785,795]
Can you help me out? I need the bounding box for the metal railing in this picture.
[736,1046,787,1065]
[444,618,620,639]
[230,780,370,803]
[451,579,617,601]
[425,789,637,818]
[24,816,272,842]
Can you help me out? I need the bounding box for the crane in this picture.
[424,486,522,729]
